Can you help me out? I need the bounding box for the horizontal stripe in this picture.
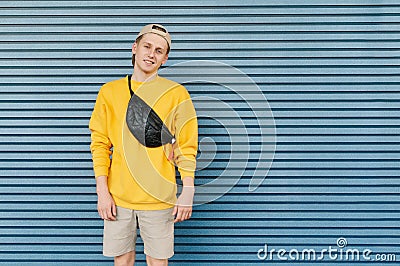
[1,1,399,265]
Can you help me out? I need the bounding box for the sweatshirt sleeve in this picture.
[89,87,113,178]
[173,92,198,180]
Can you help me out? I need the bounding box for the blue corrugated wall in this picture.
[0,1,399,265]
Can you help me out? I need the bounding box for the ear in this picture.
[132,42,137,54]
[161,53,169,65]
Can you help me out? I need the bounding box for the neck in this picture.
[132,69,157,82]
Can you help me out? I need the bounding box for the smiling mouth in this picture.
[144,59,154,65]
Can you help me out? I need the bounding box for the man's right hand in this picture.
[96,175,117,221]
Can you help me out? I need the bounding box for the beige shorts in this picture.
[103,206,174,259]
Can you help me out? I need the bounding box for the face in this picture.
[132,33,169,79]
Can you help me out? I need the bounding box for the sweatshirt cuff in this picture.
[94,166,109,179]
[179,169,195,180]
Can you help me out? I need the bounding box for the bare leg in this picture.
[146,255,168,266]
[114,251,135,266]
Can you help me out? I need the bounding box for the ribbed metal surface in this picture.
[1,1,399,265]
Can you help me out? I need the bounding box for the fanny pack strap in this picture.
[128,75,134,97]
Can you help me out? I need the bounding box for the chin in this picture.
[145,65,159,72]
[144,67,157,73]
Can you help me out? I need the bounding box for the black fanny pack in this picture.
[125,75,175,148]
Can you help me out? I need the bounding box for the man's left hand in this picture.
[173,186,195,223]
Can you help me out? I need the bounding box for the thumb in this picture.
[112,203,117,216]
[172,205,178,216]
[168,149,174,161]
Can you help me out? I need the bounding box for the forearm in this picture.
[179,177,195,205]
[174,177,195,223]
[182,176,194,187]
[95,175,117,220]
[96,175,109,194]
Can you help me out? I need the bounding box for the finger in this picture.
[106,205,112,218]
[183,209,192,221]
[185,210,192,220]
[181,212,188,221]
[174,213,181,223]
[99,207,107,220]
[168,149,174,161]
[100,206,110,221]
[101,210,107,220]
[112,203,117,217]
[107,206,117,221]
[176,207,192,222]
[174,207,183,223]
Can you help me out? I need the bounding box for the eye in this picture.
[156,49,163,54]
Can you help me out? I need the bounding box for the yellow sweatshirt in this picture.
[89,75,198,210]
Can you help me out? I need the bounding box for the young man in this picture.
[89,24,198,266]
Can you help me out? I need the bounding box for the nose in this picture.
[148,48,155,58]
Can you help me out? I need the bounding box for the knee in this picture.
[114,251,135,266]
[146,256,168,266]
